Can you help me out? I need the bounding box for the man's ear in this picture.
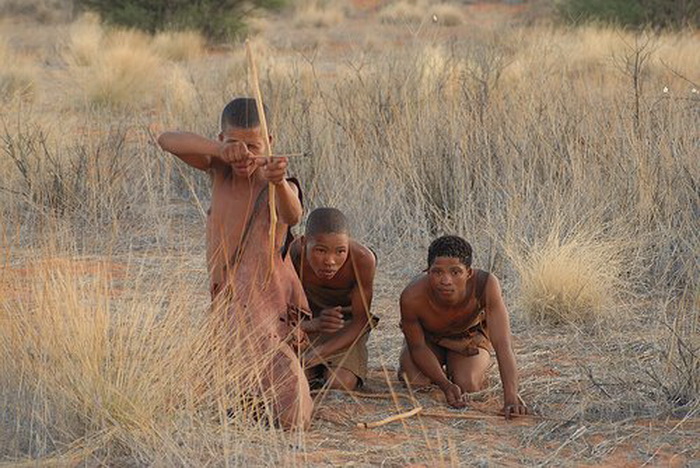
[218,132,223,142]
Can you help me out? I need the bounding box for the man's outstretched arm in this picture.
[157,131,223,171]
[485,274,528,419]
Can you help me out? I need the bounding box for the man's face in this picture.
[427,256,472,303]
[304,233,350,280]
[219,126,269,177]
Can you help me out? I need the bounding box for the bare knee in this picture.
[276,395,312,430]
[271,346,313,430]
[453,373,486,394]
[325,368,359,391]
[398,349,432,388]
[275,377,313,430]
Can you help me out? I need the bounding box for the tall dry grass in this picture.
[0,37,38,101]
[0,246,306,464]
[0,14,698,465]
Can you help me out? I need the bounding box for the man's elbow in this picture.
[281,208,302,226]
[157,133,172,152]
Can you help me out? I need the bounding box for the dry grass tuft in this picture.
[63,12,103,67]
[152,30,206,62]
[74,44,163,109]
[511,231,625,326]
[164,64,199,119]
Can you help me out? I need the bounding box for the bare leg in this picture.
[446,348,491,393]
[267,343,313,430]
[324,367,359,390]
[398,340,446,388]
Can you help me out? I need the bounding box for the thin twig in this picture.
[356,406,423,429]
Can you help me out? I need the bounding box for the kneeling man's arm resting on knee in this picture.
[401,293,465,408]
[306,253,376,365]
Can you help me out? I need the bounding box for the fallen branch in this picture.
[422,410,503,420]
[356,407,423,429]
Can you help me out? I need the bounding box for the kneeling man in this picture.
[290,208,377,390]
[399,235,527,419]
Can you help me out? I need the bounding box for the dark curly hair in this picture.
[427,235,473,268]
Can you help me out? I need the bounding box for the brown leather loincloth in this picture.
[307,327,370,383]
[424,320,493,357]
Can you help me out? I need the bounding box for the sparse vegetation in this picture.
[558,0,700,29]
[0,38,37,101]
[152,30,206,62]
[73,0,286,41]
[1,3,698,466]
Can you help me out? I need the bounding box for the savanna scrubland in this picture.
[0,0,698,465]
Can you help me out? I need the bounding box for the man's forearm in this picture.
[494,344,519,399]
[273,179,302,225]
[158,132,219,158]
[409,345,451,389]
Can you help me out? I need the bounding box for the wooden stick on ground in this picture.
[421,410,504,421]
[356,406,423,429]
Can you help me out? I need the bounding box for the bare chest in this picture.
[207,176,264,247]
[419,296,483,335]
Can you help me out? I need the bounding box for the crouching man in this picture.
[398,235,527,419]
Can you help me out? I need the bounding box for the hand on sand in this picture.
[502,394,528,420]
[441,383,467,409]
[318,307,345,334]
[257,156,289,185]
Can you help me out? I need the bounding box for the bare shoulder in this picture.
[483,271,502,291]
[400,275,428,313]
[483,272,505,307]
[350,241,377,271]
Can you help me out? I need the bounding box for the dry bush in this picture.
[152,30,205,62]
[163,64,199,120]
[63,12,103,67]
[104,27,152,50]
[74,44,163,109]
[509,230,625,326]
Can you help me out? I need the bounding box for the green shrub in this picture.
[558,0,699,29]
[74,0,285,42]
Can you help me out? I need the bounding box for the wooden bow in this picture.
[245,40,276,285]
